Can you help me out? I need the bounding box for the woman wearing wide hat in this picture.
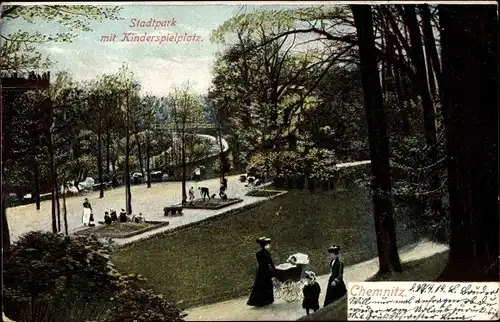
[324,245,347,307]
[247,237,276,307]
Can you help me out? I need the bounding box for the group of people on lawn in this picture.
[81,177,229,225]
[184,177,228,205]
[81,198,144,226]
[247,237,347,316]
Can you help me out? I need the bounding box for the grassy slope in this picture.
[111,188,423,309]
[299,251,449,321]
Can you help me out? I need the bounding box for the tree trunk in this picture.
[218,118,225,182]
[31,158,41,210]
[1,190,11,251]
[48,127,57,234]
[97,120,104,199]
[419,4,442,91]
[63,186,68,236]
[402,5,444,218]
[163,148,170,168]
[106,125,111,179]
[424,43,437,98]
[308,176,315,193]
[56,185,61,232]
[438,5,498,281]
[146,131,151,188]
[181,133,187,201]
[134,124,145,178]
[111,159,116,177]
[125,92,132,215]
[351,4,403,274]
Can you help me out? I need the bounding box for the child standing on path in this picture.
[189,186,195,204]
[302,271,321,315]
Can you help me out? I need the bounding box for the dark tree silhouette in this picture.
[351,4,403,274]
[438,4,498,281]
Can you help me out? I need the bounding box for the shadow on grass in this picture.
[298,250,449,321]
[111,187,431,309]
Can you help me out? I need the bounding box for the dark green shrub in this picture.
[3,231,185,322]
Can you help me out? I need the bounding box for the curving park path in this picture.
[153,133,229,165]
[185,240,448,321]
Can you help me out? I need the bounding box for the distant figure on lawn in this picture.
[189,186,195,204]
[104,211,112,225]
[81,198,92,226]
[302,271,321,315]
[119,209,128,222]
[323,245,347,307]
[247,237,276,307]
[132,213,144,223]
[199,186,211,200]
[110,209,118,222]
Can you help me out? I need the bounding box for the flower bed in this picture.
[245,189,284,198]
[74,220,169,238]
[180,198,243,210]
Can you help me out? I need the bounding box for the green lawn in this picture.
[111,188,425,309]
[299,251,449,321]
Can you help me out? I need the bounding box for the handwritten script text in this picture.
[347,282,499,320]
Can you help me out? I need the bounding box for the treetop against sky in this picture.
[1,2,325,97]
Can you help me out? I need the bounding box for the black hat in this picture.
[328,245,341,254]
[256,236,271,246]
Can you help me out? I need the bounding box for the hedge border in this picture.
[75,220,170,239]
[114,191,289,248]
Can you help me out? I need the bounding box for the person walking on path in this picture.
[247,237,276,307]
[81,198,92,226]
[189,186,195,204]
[323,245,347,307]
[302,270,321,315]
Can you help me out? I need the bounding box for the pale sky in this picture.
[1,2,319,96]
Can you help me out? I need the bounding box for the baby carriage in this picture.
[272,253,310,302]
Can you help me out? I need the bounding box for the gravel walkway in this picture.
[6,175,251,242]
[185,240,448,321]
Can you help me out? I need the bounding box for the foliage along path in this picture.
[185,240,448,321]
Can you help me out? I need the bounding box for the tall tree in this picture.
[438,4,498,281]
[400,5,444,218]
[418,4,442,92]
[351,4,402,274]
[168,85,205,202]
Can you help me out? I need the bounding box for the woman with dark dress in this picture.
[247,237,276,307]
[302,271,321,315]
[324,245,347,307]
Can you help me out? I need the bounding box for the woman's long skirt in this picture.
[323,278,347,307]
[247,272,274,307]
[82,208,91,225]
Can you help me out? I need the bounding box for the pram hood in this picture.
[286,252,310,265]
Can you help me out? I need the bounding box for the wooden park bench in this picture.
[164,206,183,216]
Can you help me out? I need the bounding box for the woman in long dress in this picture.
[247,237,276,307]
[81,198,92,226]
[324,245,347,307]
